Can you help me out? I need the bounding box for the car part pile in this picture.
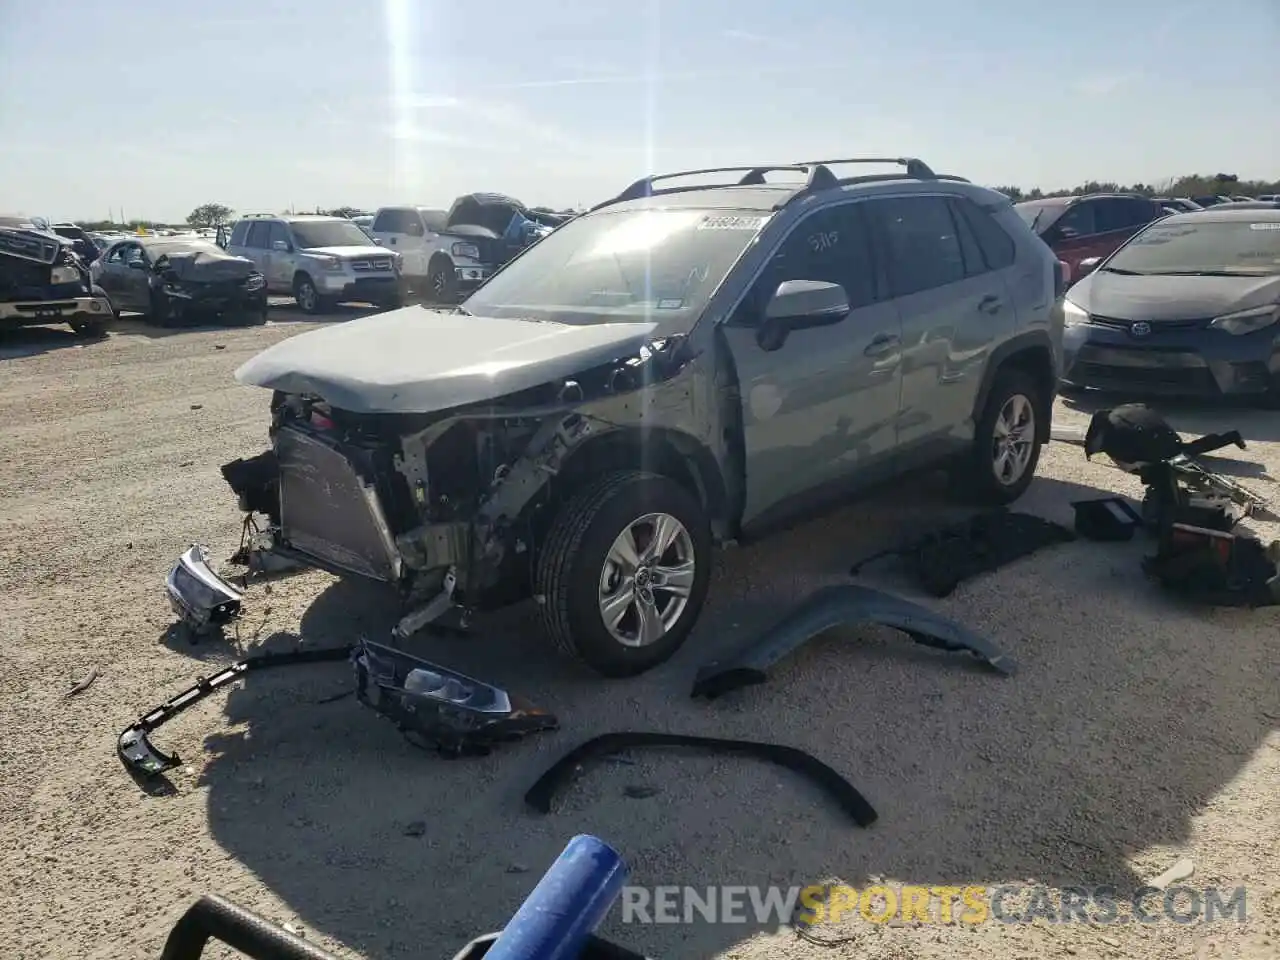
[1075,403,1280,606]
[156,835,647,960]
[848,508,1076,597]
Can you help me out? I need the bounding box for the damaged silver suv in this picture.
[216,158,1065,677]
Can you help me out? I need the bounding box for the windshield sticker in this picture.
[809,230,839,252]
[698,215,766,231]
[1249,223,1280,230]
[657,298,685,309]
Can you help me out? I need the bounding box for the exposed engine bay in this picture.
[0,220,112,332]
[221,332,698,630]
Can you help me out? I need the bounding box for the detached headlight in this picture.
[1063,297,1089,327]
[244,274,266,291]
[1208,304,1280,336]
[315,256,344,272]
[50,264,81,284]
[451,241,480,260]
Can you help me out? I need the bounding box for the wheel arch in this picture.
[972,331,1057,443]
[530,426,730,539]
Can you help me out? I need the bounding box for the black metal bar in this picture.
[159,895,341,960]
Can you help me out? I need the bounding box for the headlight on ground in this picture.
[1209,304,1280,335]
[50,265,81,284]
[1063,297,1089,327]
[451,241,480,260]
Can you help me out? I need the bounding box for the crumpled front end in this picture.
[157,251,267,319]
[0,227,111,327]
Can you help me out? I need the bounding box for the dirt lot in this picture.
[1,313,1277,960]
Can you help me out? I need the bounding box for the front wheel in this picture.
[534,471,712,678]
[426,258,457,303]
[955,368,1046,505]
[293,274,329,315]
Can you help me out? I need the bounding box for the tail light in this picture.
[1054,260,1071,298]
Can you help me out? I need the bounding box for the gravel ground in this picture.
[1,314,1277,960]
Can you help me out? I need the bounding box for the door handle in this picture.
[863,333,901,357]
[978,294,1003,314]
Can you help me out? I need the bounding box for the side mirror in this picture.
[1076,257,1102,278]
[757,280,850,351]
[271,239,290,252]
[372,238,383,245]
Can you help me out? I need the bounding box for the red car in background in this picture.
[1013,193,1167,283]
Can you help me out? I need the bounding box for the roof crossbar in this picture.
[794,157,938,180]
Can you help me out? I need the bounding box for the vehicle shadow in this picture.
[192,470,1278,959]
[1062,388,1280,444]
[0,324,103,360]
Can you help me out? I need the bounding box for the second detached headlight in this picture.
[1063,297,1089,327]
[50,264,81,284]
[1208,304,1280,336]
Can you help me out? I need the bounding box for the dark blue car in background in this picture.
[1060,207,1280,407]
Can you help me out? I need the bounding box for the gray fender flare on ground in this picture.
[690,583,1016,700]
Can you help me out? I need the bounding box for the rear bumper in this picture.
[1062,322,1280,396]
[318,274,402,303]
[0,295,112,327]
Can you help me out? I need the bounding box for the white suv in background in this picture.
[224,215,403,314]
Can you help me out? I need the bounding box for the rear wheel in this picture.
[534,471,712,678]
[956,367,1046,505]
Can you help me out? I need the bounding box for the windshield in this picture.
[288,219,376,249]
[1105,220,1280,276]
[1013,200,1066,232]
[461,207,770,326]
[147,239,225,257]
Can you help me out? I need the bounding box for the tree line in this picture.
[62,173,1280,230]
[994,173,1279,203]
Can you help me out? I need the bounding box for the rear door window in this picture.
[1096,198,1154,233]
[870,196,967,296]
[372,209,421,234]
[267,222,291,249]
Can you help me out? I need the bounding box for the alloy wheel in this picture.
[991,393,1036,486]
[597,512,696,647]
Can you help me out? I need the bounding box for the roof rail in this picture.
[590,165,819,211]
[590,156,955,213]
[241,213,276,219]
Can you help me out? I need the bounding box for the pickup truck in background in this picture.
[370,194,566,302]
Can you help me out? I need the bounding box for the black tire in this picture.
[427,257,457,303]
[146,288,176,327]
[70,318,106,338]
[956,367,1046,505]
[293,274,329,315]
[533,470,712,678]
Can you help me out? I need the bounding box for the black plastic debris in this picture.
[1144,523,1280,608]
[525,731,878,827]
[1071,497,1143,541]
[849,509,1076,597]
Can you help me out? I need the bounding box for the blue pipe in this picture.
[483,835,629,960]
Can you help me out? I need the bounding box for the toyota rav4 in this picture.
[215,157,1065,678]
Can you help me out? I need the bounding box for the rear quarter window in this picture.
[954,198,1016,270]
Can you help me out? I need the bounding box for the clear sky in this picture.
[1,0,1276,223]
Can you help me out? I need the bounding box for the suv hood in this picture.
[235,307,660,414]
[301,245,386,259]
[1070,271,1280,321]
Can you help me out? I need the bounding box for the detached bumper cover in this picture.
[165,545,244,633]
[690,583,1015,700]
[118,645,352,778]
[354,638,558,756]
[0,295,111,325]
